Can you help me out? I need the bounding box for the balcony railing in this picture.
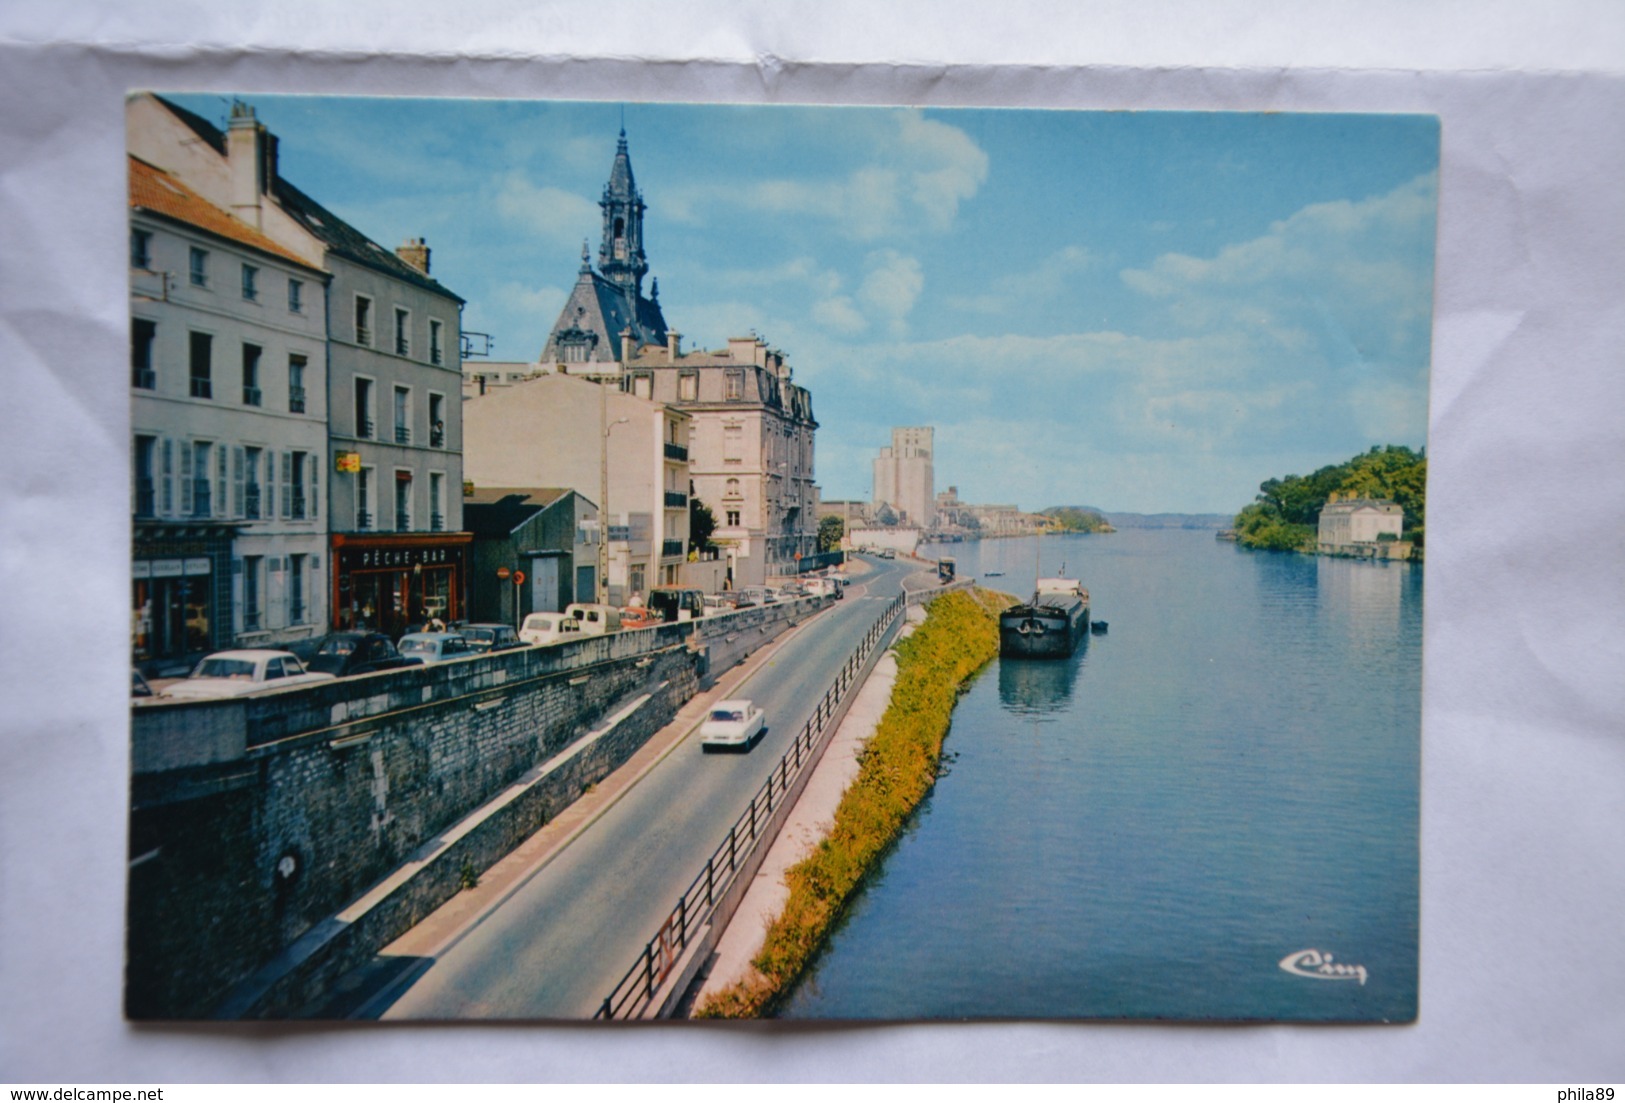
[395,426,411,445]
[663,442,688,462]
[289,386,306,414]
[430,511,444,533]
[244,486,261,520]
[664,490,688,508]
[242,386,262,407]
[191,481,211,518]
[357,510,373,531]
[395,513,411,533]
[356,326,371,346]
[133,369,155,390]
[289,493,307,521]
[134,479,155,518]
[190,377,212,399]
[357,417,374,439]
[662,539,685,560]
[430,426,445,448]
[243,610,262,631]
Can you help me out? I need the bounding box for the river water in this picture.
[779,529,1420,1021]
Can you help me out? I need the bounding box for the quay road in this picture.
[348,556,921,1019]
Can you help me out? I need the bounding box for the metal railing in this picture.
[596,590,907,1020]
[663,442,688,462]
[664,490,689,508]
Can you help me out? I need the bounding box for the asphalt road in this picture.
[365,556,921,1019]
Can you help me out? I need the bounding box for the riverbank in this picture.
[694,586,1012,1018]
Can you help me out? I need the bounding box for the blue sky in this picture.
[168,95,1438,513]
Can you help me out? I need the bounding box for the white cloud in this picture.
[812,295,868,336]
[946,245,1098,315]
[859,251,925,336]
[491,174,599,248]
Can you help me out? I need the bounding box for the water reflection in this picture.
[997,645,1087,717]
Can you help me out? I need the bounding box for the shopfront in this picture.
[330,531,471,638]
[132,522,236,675]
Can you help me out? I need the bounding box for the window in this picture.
[241,343,262,406]
[429,319,444,365]
[726,510,742,527]
[287,278,303,314]
[160,438,174,515]
[133,435,156,518]
[394,470,413,532]
[287,450,310,520]
[678,371,698,401]
[132,319,156,389]
[725,477,742,499]
[357,467,374,531]
[241,264,259,301]
[189,246,208,287]
[243,555,263,631]
[428,393,445,448]
[354,377,374,438]
[354,295,372,345]
[288,354,306,413]
[288,554,306,624]
[130,229,152,270]
[429,472,445,532]
[184,440,213,517]
[725,370,743,401]
[244,446,262,519]
[723,423,743,463]
[394,308,410,356]
[630,372,652,399]
[188,332,212,399]
[394,386,411,444]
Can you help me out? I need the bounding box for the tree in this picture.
[689,497,717,554]
[817,514,845,553]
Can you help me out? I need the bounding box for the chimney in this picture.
[396,237,431,275]
[620,327,635,362]
[666,331,680,362]
[226,101,270,229]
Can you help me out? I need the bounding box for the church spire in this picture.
[598,128,648,298]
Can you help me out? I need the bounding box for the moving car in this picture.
[699,698,767,752]
[396,632,477,665]
[159,649,336,700]
[306,632,422,677]
[519,611,585,646]
[455,623,525,654]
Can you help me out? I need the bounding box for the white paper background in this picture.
[2,0,1621,1084]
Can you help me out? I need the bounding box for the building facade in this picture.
[873,426,935,529]
[129,155,332,674]
[623,334,818,587]
[461,371,691,605]
[463,488,597,625]
[130,94,474,639]
[1317,498,1406,554]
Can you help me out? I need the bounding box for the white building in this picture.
[129,155,332,673]
[622,334,818,587]
[873,426,935,529]
[461,371,692,605]
[129,94,474,638]
[1317,498,1405,551]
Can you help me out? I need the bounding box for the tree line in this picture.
[1233,445,1426,552]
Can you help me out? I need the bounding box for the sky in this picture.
[167,95,1439,514]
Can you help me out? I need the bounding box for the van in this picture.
[564,603,622,636]
[648,587,705,623]
[519,612,585,646]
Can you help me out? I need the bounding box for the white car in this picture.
[700,699,767,752]
[159,649,336,700]
[519,611,586,646]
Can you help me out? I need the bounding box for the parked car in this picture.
[618,606,661,630]
[647,587,705,623]
[699,699,767,752]
[455,623,525,654]
[702,594,728,614]
[519,611,586,646]
[779,581,809,598]
[306,632,423,677]
[396,632,477,665]
[564,602,622,636]
[159,649,336,700]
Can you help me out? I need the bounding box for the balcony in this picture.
[133,369,155,390]
[395,513,412,533]
[356,326,371,347]
[662,539,685,560]
[357,510,373,531]
[664,490,688,508]
[395,426,411,445]
[289,385,306,414]
[289,493,307,521]
[190,377,212,400]
[244,486,261,520]
[430,425,445,448]
[242,386,262,407]
[430,511,444,533]
[663,441,688,462]
[357,418,374,440]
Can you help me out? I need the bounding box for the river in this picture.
[779,528,1421,1021]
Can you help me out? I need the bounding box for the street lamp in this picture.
[598,371,630,605]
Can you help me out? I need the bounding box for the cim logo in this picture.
[1279,948,1368,986]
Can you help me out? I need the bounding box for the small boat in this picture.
[1091,620,1108,635]
[1000,577,1090,658]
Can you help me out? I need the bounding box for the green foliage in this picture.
[695,588,1014,1019]
[1235,445,1426,552]
[689,497,717,554]
[1042,506,1112,533]
[458,859,479,891]
[817,514,845,553]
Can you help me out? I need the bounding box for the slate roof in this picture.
[152,95,463,304]
[463,487,576,537]
[540,265,667,362]
[129,155,322,273]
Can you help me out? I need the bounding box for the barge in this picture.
[1000,576,1090,658]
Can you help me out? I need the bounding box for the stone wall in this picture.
[126,596,825,1018]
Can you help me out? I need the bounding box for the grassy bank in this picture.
[696,586,1013,1018]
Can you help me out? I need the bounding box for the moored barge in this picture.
[1000,577,1090,658]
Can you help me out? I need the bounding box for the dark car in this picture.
[306,632,422,678]
[456,623,525,654]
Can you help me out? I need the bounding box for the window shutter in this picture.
[280,452,292,520]
[263,451,274,518]
[161,438,174,515]
[309,453,320,518]
[233,447,245,518]
[181,442,193,514]
[215,446,227,520]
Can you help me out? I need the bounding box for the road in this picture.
[355,556,920,1019]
